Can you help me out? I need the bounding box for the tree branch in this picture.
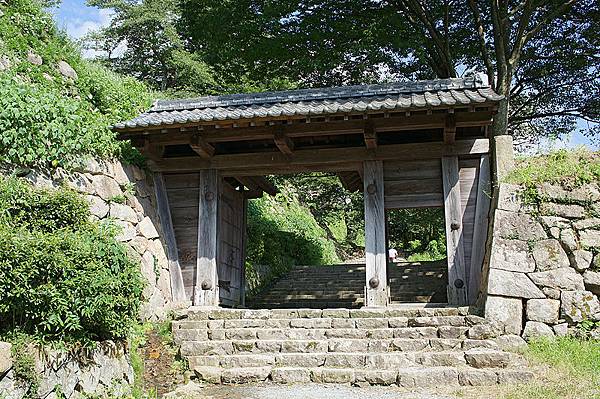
[467,0,495,84]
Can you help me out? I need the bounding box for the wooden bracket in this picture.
[236,176,278,196]
[364,121,377,150]
[274,128,294,155]
[190,134,215,160]
[444,114,457,144]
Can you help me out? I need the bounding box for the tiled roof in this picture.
[113,76,503,130]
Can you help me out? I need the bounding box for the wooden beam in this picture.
[153,173,187,304]
[274,129,294,155]
[337,172,362,192]
[363,160,388,307]
[121,111,494,144]
[194,169,220,306]
[364,121,377,150]
[442,156,468,306]
[236,176,278,196]
[468,155,491,303]
[444,114,457,144]
[190,134,215,159]
[153,139,489,174]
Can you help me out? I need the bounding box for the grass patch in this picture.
[507,148,600,190]
[502,337,599,399]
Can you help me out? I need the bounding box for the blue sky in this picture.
[51,0,597,151]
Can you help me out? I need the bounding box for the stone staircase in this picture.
[173,307,533,387]
[248,262,448,309]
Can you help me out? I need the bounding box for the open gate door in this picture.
[217,183,246,307]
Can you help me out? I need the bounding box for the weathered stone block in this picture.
[430,338,463,351]
[553,323,569,337]
[397,367,459,388]
[355,370,398,385]
[493,335,527,353]
[271,368,311,384]
[522,321,555,340]
[532,239,570,271]
[583,270,600,295]
[390,338,429,352]
[365,353,414,368]
[310,368,355,384]
[464,349,511,369]
[561,290,600,323]
[572,249,593,272]
[529,268,585,290]
[324,353,365,368]
[560,229,578,251]
[487,269,545,299]
[574,218,600,231]
[490,239,535,272]
[91,175,122,200]
[540,216,571,229]
[497,184,529,213]
[467,324,499,340]
[438,326,469,339]
[542,287,561,299]
[0,342,12,374]
[540,203,585,219]
[580,229,600,249]
[494,210,547,241]
[526,299,560,324]
[221,367,271,384]
[458,369,498,386]
[137,216,159,239]
[114,220,136,242]
[275,353,325,368]
[497,370,534,384]
[109,203,138,223]
[86,195,109,219]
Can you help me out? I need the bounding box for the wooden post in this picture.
[442,156,468,305]
[363,160,388,307]
[240,198,248,308]
[468,155,491,303]
[153,173,187,304]
[194,169,220,306]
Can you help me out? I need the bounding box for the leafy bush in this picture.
[0,177,143,345]
[245,187,339,295]
[0,0,152,169]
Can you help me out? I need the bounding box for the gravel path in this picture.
[199,383,457,399]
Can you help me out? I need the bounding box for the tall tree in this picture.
[178,0,599,143]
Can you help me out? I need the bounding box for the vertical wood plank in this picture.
[442,156,468,305]
[153,173,187,303]
[363,160,388,307]
[195,169,220,306]
[468,155,491,303]
[240,197,248,308]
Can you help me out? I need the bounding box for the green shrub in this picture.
[0,177,143,345]
[0,176,90,232]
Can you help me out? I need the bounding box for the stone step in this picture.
[193,365,533,386]
[180,337,500,356]
[187,348,520,370]
[175,315,483,331]
[177,306,473,320]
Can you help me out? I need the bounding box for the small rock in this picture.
[571,249,593,272]
[109,203,138,223]
[559,229,578,251]
[494,210,547,241]
[490,239,536,273]
[573,218,600,231]
[484,296,523,335]
[553,323,569,337]
[522,321,555,340]
[526,299,560,324]
[560,290,600,323]
[58,60,78,80]
[487,269,545,299]
[163,382,206,399]
[137,216,159,239]
[540,216,571,229]
[494,335,528,353]
[528,267,585,291]
[580,229,600,249]
[86,195,109,219]
[0,342,12,374]
[583,271,600,296]
[27,50,42,65]
[542,287,561,299]
[540,203,585,219]
[532,239,570,271]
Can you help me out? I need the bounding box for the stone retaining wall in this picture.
[3,158,175,320]
[484,182,600,338]
[0,341,133,399]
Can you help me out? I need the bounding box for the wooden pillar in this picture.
[442,156,468,305]
[468,155,491,303]
[363,160,388,307]
[153,173,187,304]
[194,169,220,306]
[240,197,248,308]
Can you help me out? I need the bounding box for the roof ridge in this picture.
[149,76,486,113]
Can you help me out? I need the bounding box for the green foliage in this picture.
[10,337,39,399]
[508,148,600,191]
[0,176,89,232]
[0,0,152,169]
[246,186,339,294]
[0,177,144,345]
[502,337,600,399]
[388,208,446,261]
